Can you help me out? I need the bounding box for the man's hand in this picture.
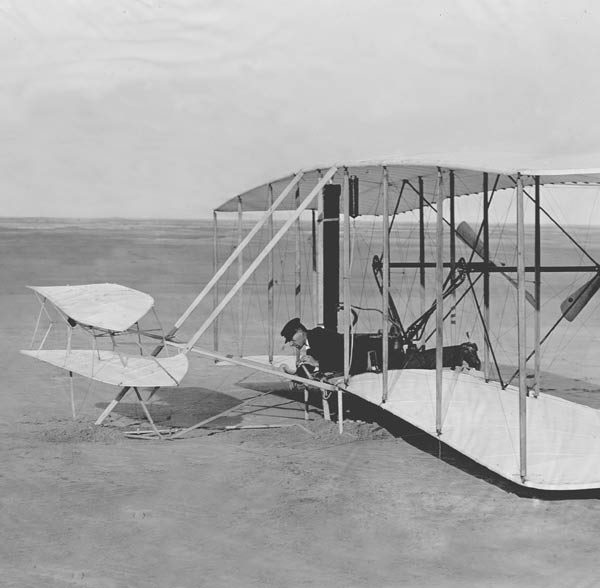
[299,354,319,369]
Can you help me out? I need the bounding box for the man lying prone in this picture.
[279,317,481,379]
[279,317,344,379]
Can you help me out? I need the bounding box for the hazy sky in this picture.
[2,0,600,219]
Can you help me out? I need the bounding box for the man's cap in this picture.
[281,317,303,342]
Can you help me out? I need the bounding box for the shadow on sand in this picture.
[340,394,600,501]
[95,386,246,429]
[96,374,600,500]
[238,378,600,501]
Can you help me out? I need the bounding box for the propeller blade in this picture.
[456,221,486,258]
[456,221,536,307]
[561,273,600,321]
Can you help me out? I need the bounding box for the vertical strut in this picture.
[237,197,244,356]
[311,209,318,326]
[295,187,302,321]
[343,170,351,385]
[533,176,541,398]
[449,170,456,334]
[316,173,324,327]
[419,176,426,316]
[516,174,527,481]
[213,211,219,353]
[295,188,308,419]
[435,169,445,435]
[483,173,490,382]
[382,167,390,403]
[340,170,351,432]
[267,185,274,362]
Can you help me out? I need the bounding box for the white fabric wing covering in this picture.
[21,349,188,388]
[215,161,600,214]
[345,369,600,491]
[29,283,154,332]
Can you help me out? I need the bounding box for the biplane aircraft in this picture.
[22,159,600,491]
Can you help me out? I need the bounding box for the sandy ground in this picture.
[3,219,600,588]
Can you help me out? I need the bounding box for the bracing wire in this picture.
[465,273,505,387]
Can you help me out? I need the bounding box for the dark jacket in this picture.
[306,327,344,373]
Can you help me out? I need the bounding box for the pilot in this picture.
[280,317,344,375]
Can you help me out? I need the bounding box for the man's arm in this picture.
[299,353,319,368]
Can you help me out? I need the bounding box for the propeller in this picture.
[560,273,600,321]
[456,221,536,307]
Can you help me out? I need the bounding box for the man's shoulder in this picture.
[308,326,335,334]
[308,327,342,341]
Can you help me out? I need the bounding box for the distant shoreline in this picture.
[0,216,596,231]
